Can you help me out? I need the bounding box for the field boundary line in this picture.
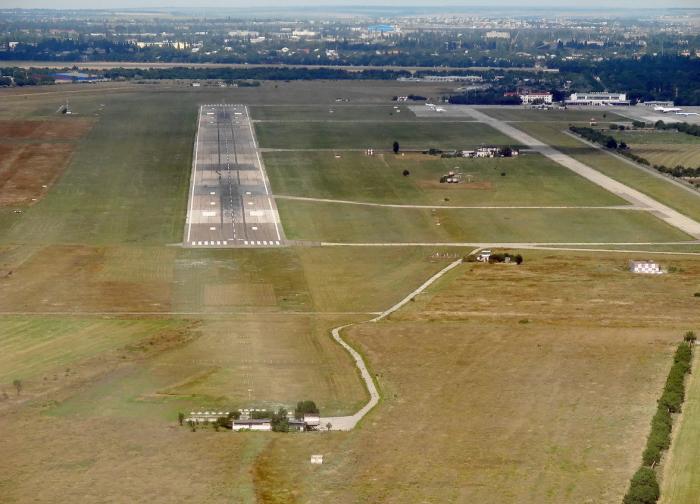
[321,254,470,431]
[274,194,640,210]
[320,241,699,247]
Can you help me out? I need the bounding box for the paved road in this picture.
[320,256,467,431]
[455,106,700,239]
[184,104,285,248]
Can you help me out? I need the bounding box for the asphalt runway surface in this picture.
[185,104,285,248]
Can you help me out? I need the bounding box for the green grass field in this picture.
[249,104,425,121]
[2,82,700,504]
[277,199,691,243]
[264,150,625,206]
[513,121,700,223]
[254,120,515,150]
[480,107,626,123]
[0,316,187,383]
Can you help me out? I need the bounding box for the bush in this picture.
[623,467,660,504]
[294,400,319,419]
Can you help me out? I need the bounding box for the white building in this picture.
[520,92,553,104]
[421,75,482,83]
[566,92,630,106]
[186,411,229,424]
[629,260,663,275]
[232,418,273,431]
[485,31,510,39]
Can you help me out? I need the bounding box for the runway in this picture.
[184,104,285,248]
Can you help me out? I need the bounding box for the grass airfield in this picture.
[1,82,699,503]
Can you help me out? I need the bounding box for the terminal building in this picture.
[565,92,630,106]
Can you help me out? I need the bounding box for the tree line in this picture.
[623,332,695,504]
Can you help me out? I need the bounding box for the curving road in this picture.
[320,255,469,431]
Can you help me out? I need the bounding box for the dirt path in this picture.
[320,254,470,431]
[274,194,640,210]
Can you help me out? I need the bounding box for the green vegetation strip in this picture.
[623,331,696,504]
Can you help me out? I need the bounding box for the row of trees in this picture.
[569,125,626,150]
[623,332,695,504]
[654,121,700,139]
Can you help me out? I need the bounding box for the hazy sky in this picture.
[2,0,699,9]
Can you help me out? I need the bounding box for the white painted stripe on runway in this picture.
[245,105,282,242]
[185,105,202,243]
[244,241,248,245]
[263,241,268,245]
[257,241,261,245]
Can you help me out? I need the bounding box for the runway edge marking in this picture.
[245,104,283,242]
[185,105,203,244]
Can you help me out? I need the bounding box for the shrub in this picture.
[623,467,660,504]
[686,331,698,342]
[294,400,319,419]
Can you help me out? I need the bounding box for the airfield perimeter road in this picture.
[184,104,284,248]
[410,105,700,239]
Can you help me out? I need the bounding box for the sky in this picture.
[1,0,699,9]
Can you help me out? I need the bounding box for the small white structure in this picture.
[186,411,229,424]
[303,413,321,428]
[310,454,323,465]
[476,250,492,262]
[629,260,664,275]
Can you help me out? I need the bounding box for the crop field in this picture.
[0,118,94,207]
[610,130,700,167]
[264,150,625,206]
[277,199,690,243]
[511,121,700,222]
[254,120,515,150]
[2,82,700,504]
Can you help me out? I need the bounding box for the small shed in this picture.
[310,454,324,465]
